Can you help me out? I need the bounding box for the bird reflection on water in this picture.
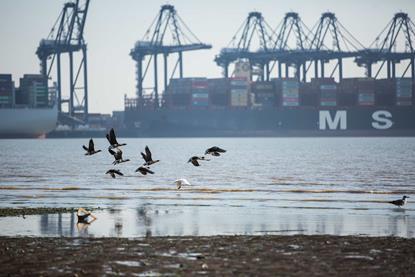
[5,205,409,238]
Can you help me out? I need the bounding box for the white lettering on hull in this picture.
[318,110,393,130]
[319,111,347,130]
[372,110,393,129]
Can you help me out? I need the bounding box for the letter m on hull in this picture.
[319,111,347,130]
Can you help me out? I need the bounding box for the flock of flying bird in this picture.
[82,128,411,206]
[82,128,226,188]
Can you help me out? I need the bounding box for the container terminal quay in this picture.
[1,1,415,138]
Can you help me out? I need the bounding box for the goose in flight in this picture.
[141,146,160,166]
[135,166,154,175]
[389,196,409,208]
[205,146,226,156]
[106,169,124,179]
[108,148,130,165]
[106,128,126,149]
[188,156,209,167]
[82,138,101,155]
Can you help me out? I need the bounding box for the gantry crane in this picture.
[130,5,211,109]
[269,12,310,81]
[214,11,274,80]
[307,12,365,81]
[36,0,90,123]
[356,12,415,79]
[216,11,368,82]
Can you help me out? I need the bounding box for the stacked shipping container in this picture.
[299,83,319,107]
[310,78,337,107]
[276,79,299,107]
[0,74,13,107]
[19,74,48,107]
[374,79,395,106]
[190,78,209,108]
[165,78,208,108]
[395,78,412,106]
[229,77,249,107]
[251,81,276,108]
[339,79,358,106]
[161,76,413,110]
[357,78,375,106]
[208,78,229,107]
[320,84,337,106]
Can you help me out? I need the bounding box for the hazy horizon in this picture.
[1,0,415,114]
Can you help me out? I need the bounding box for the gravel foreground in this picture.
[1,235,414,276]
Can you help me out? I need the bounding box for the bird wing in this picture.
[82,145,89,151]
[146,168,154,174]
[106,133,111,144]
[108,148,116,156]
[89,139,94,151]
[110,128,118,145]
[145,146,152,160]
[176,179,190,186]
[136,167,146,175]
[389,200,402,205]
[217,147,226,153]
[191,159,200,166]
[114,170,123,176]
[110,172,116,178]
[212,146,226,153]
[141,152,149,162]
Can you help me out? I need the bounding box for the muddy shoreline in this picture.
[0,207,101,217]
[1,235,414,276]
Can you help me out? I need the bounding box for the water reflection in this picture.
[0,205,414,238]
[40,213,76,236]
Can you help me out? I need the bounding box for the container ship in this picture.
[123,76,415,137]
[0,74,58,138]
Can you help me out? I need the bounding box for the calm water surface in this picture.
[0,137,414,237]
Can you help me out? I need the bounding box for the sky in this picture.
[1,0,415,114]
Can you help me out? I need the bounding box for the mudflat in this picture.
[0,208,77,217]
[1,235,414,276]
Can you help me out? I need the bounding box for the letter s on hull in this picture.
[372,110,393,130]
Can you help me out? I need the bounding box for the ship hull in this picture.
[123,106,415,137]
[0,107,58,138]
